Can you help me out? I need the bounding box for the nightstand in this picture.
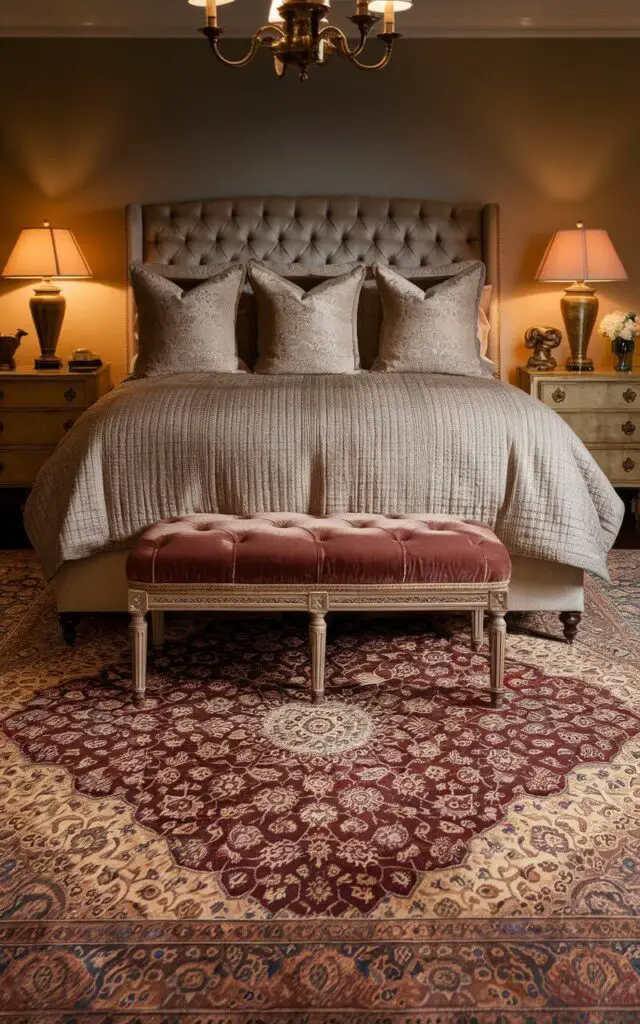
[0,364,111,487]
[517,367,640,487]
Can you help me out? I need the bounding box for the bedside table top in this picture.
[518,367,640,382]
[1,364,111,380]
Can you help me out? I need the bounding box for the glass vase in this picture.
[613,336,635,372]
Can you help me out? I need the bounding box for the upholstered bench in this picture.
[126,513,511,706]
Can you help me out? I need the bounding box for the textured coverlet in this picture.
[24,373,624,580]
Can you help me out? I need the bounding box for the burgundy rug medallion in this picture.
[3,615,639,916]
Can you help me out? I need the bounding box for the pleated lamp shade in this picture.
[2,223,92,280]
[536,225,627,284]
[368,1,413,10]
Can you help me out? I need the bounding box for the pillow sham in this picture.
[248,262,365,374]
[373,262,486,376]
[130,262,246,377]
[357,264,490,369]
[143,261,258,368]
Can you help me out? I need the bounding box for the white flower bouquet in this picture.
[599,310,639,371]
[599,311,640,343]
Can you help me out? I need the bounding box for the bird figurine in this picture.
[0,329,28,370]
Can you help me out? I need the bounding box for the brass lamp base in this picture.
[561,281,598,372]
[30,280,65,370]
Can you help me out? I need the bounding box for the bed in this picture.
[23,196,625,640]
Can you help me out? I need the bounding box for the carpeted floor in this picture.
[1,550,639,1022]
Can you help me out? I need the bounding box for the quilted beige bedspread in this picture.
[24,373,624,579]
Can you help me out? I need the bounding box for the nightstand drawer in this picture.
[561,411,640,444]
[539,380,639,411]
[0,447,55,485]
[0,410,80,445]
[0,377,89,409]
[589,446,640,485]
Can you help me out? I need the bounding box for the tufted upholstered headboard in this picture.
[126,196,501,370]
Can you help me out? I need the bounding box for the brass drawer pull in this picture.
[552,387,566,403]
[623,457,636,473]
[64,388,77,403]
[622,420,637,436]
[623,388,637,404]
[63,418,75,432]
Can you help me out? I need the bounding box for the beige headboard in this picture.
[126,196,501,371]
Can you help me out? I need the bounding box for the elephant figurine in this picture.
[0,329,28,370]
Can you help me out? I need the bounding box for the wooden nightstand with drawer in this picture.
[517,367,640,487]
[0,364,111,499]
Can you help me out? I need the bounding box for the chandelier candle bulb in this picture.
[206,0,217,25]
[384,0,394,32]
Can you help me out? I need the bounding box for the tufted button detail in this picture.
[127,513,511,587]
[143,198,484,302]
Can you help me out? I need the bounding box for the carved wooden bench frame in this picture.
[128,580,509,707]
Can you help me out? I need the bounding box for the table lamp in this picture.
[535,223,627,372]
[1,222,92,370]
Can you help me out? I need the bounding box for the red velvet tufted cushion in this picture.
[126,514,511,586]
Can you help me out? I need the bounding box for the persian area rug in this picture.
[1,551,640,1022]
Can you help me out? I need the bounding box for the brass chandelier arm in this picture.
[347,34,398,70]
[320,26,400,70]
[200,23,285,68]
[319,24,369,61]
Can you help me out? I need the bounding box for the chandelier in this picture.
[188,0,413,80]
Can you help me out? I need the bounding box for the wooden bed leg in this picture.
[488,610,506,708]
[471,609,484,650]
[130,612,148,704]
[151,610,165,648]
[309,611,327,704]
[59,612,80,646]
[559,611,582,644]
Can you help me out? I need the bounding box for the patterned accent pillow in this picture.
[373,262,486,376]
[130,262,246,377]
[249,262,366,374]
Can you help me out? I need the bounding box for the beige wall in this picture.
[1,37,640,383]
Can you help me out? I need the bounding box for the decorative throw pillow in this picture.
[143,261,258,369]
[130,262,246,377]
[373,262,486,375]
[249,262,365,374]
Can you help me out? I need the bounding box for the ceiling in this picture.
[3,0,640,37]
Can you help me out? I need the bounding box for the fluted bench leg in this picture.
[130,612,148,704]
[488,610,507,708]
[127,583,509,708]
[309,610,327,704]
[471,609,484,650]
